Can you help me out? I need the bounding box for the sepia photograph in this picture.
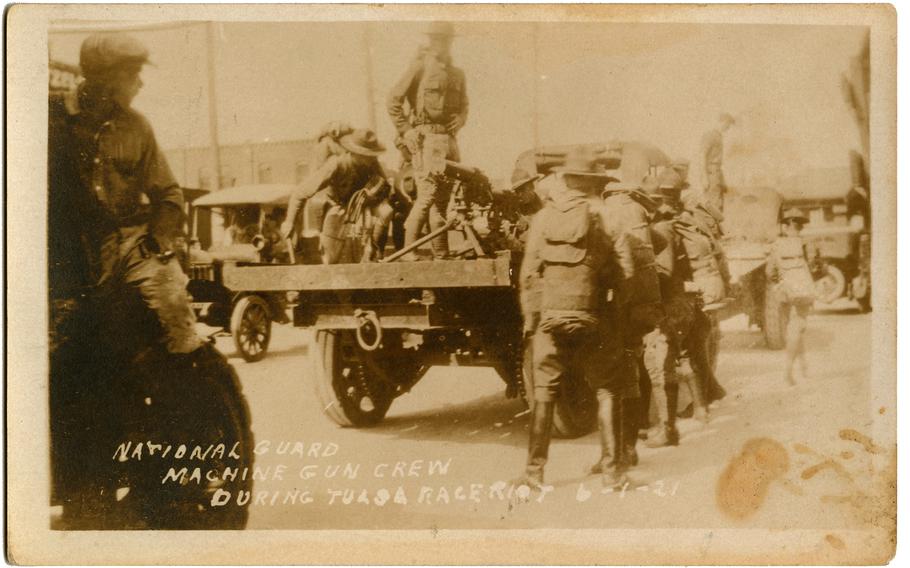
[6,3,897,564]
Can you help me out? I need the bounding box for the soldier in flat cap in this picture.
[48,32,220,527]
[700,112,735,214]
[387,21,469,258]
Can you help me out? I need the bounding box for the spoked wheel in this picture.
[310,329,421,427]
[231,295,272,362]
[814,263,846,304]
[519,338,597,439]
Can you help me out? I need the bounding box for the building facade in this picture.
[164,138,317,190]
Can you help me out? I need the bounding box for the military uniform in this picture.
[519,151,660,489]
[387,22,469,258]
[700,113,735,213]
[638,172,713,447]
[284,130,393,262]
[678,195,729,404]
[767,208,815,385]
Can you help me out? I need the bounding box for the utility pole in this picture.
[363,21,378,132]
[205,21,223,191]
[532,22,540,148]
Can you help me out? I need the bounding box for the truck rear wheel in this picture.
[310,329,398,427]
[762,286,788,350]
[520,339,597,439]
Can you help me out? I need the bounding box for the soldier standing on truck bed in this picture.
[518,148,661,490]
[387,21,469,259]
[700,112,735,213]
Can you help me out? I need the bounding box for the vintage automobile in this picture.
[778,167,871,312]
[719,166,871,349]
[186,184,295,362]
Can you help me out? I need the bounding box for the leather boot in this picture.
[622,398,640,467]
[517,400,554,490]
[645,380,670,448]
[647,384,680,447]
[665,383,681,445]
[588,392,631,489]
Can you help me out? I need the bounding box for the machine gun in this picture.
[383,161,500,263]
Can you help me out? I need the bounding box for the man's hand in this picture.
[447,115,465,133]
[318,121,353,141]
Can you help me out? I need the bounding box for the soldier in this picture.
[312,121,354,169]
[387,21,469,258]
[679,192,729,404]
[594,178,664,472]
[639,171,711,447]
[493,150,545,250]
[281,129,394,263]
[48,33,229,526]
[766,208,816,385]
[518,148,661,490]
[700,112,735,213]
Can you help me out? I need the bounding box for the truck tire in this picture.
[814,263,846,304]
[231,295,272,362]
[310,329,397,427]
[520,339,597,439]
[119,345,255,529]
[762,285,788,350]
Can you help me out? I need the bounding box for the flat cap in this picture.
[80,32,150,78]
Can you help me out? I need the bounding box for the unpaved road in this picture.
[211,301,885,531]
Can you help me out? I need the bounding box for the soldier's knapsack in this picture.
[769,236,815,305]
[673,220,727,304]
[537,198,605,335]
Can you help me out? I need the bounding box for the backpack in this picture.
[770,237,815,305]
[537,198,603,336]
[674,220,727,304]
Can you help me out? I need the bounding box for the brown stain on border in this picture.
[716,438,789,520]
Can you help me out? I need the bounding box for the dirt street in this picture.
[209,301,881,531]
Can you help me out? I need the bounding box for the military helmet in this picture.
[671,158,690,182]
[553,146,612,179]
[339,129,386,157]
[80,32,150,80]
[780,207,809,225]
[424,21,456,37]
